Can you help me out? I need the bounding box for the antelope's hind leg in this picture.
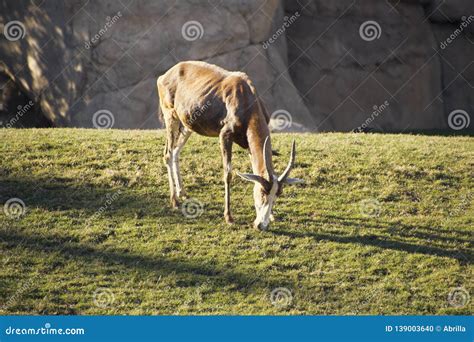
[163,114,181,209]
[172,127,192,200]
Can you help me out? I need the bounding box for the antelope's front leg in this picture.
[219,130,234,224]
[163,143,179,209]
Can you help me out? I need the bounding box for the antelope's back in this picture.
[158,61,261,138]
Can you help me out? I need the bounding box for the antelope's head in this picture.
[237,137,304,230]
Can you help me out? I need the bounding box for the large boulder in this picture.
[0,0,309,129]
[285,0,446,132]
[1,0,472,132]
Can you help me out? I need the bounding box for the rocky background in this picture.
[0,0,472,132]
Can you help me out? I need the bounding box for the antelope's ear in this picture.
[281,177,305,185]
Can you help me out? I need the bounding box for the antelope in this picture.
[157,61,303,230]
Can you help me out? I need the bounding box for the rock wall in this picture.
[0,0,309,129]
[285,0,473,132]
[0,70,51,128]
[0,0,472,132]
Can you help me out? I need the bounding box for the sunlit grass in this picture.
[0,129,472,314]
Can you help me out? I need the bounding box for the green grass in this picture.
[0,128,472,315]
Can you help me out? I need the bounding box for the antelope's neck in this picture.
[247,116,273,179]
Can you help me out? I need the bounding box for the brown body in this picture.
[157,61,301,229]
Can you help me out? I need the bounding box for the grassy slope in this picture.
[0,129,472,315]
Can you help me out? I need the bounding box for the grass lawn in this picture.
[0,129,472,315]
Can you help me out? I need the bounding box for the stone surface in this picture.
[0,0,472,132]
[1,0,308,129]
[0,70,51,128]
[286,0,449,132]
[427,0,474,24]
[432,24,474,122]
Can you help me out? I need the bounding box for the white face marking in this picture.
[254,176,278,229]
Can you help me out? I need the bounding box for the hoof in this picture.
[225,216,234,225]
[254,222,269,231]
[171,198,180,209]
[178,191,188,200]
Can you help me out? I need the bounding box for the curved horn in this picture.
[277,140,296,183]
[236,171,271,192]
[263,136,273,181]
